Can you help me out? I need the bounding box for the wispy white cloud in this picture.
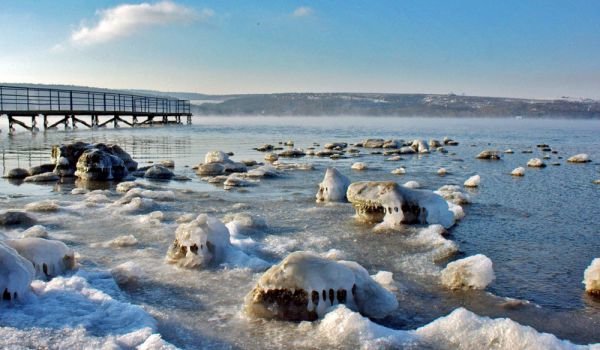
[69,1,212,46]
[292,6,314,17]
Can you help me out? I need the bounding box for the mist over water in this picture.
[1,116,599,348]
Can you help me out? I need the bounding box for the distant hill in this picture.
[2,83,598,118]
[192,93,600,118]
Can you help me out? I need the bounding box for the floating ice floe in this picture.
[464,175,480,188]
[244,251,398,321]
[0,241,35,301]
[440,254,495,290]
[583,258,600,295]
[165,214,268,271]
[5,238,75,279]
[316,168,350,203]
[317,305,593,350]
[347,181,455,229]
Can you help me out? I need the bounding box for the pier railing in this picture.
[0,85,191,115]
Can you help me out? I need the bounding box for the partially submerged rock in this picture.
[476,150,501,160]
[527,158,546,168]
[4,168,29,179]
[24,172,60,183]
[278,149,306,158]
[0,211,37,227]
[362,139,385,148]
[52,142,137,180]
[5,238,75,279]
[464,175,480,188]
[346,181,455,229]
[351,162,367,171]
[567,153,591,163]
[441,254,495,290]
[0,241,35,301]
[391,167,406,175]
[316,168,350,203]
[244,251,398,321]
[435,185,471,205]
[511,167,525,176]
[583,258,600,296]
[28,164,55,176]
[144,165,174,180]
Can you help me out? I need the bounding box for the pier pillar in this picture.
[162,115,167,124]
[43,115,48,130]
[8,115,15,133]
[187,115,192,125]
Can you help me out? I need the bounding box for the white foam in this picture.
[441,254,495,290]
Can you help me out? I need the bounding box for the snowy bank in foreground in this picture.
[318,305,598,350]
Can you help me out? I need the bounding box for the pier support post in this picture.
[187,115,191,125]
[8,115,15,133]
[43,115,48,130]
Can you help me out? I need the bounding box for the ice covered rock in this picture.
[24,200,60,212]
[403,181,421,189]
[96,235,138,248]
[429,139,442,148]
[246,164,279,178]
[223,173,254,190]
[244,251,398,321]
[476,150,501,160]
[21,225,49,239]
[324,142,348,150]
[111,261,145,286]
[144,165,174,180]
[437,168,447,176]
[4,168,29,179]
[75,148,127,181]
[0,210,37,228]
[0,241,35,301]
[351,162,368,171]
[52,142,136,180]
[583,258,600,295]
[23,172,60,183]
[440,254,495,290]
[411,139,429,154]
[399,146,416,154]
[316,168,350,203]
[391,167,406,175]
[196,163,225,176]
[527,158,546,168]
[362,139,385,148]
[205,151,229,164]
[116,181,139,193]
[347,181,455,229]
[255,144,274,152]
[464,175,480,188]
[165,214,267,270]
[435,185,471,205]
[511,167,526,176]
[567,153,591,163]
[29,163,56,176]
[5,238,75,279]
[264,152,279,162]
[278,149,306,158]
[159,160,175,168]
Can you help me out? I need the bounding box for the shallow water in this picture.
[0,116,599,348]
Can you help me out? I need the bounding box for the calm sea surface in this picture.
[0,116,599,348]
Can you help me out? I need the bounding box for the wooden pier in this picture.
[0,85,192,132]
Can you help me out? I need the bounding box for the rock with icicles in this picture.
[527,158,546,168]
[441,254,495,290]
[511,167,525,176]
[476,150,501,160]
[316,168,350,203]
[464,175,480,188]
[244,251,398,321]
[346,181,455,229]
[0,241,35,302]
[583,258,600,296]
[4,238,75,280]
[165,214,267,270]
[567,153,591,163]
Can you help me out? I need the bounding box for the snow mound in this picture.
[441,254,495,290]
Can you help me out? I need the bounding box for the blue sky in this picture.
[1,0,599,99]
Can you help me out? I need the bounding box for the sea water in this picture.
[0,117,599,349]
